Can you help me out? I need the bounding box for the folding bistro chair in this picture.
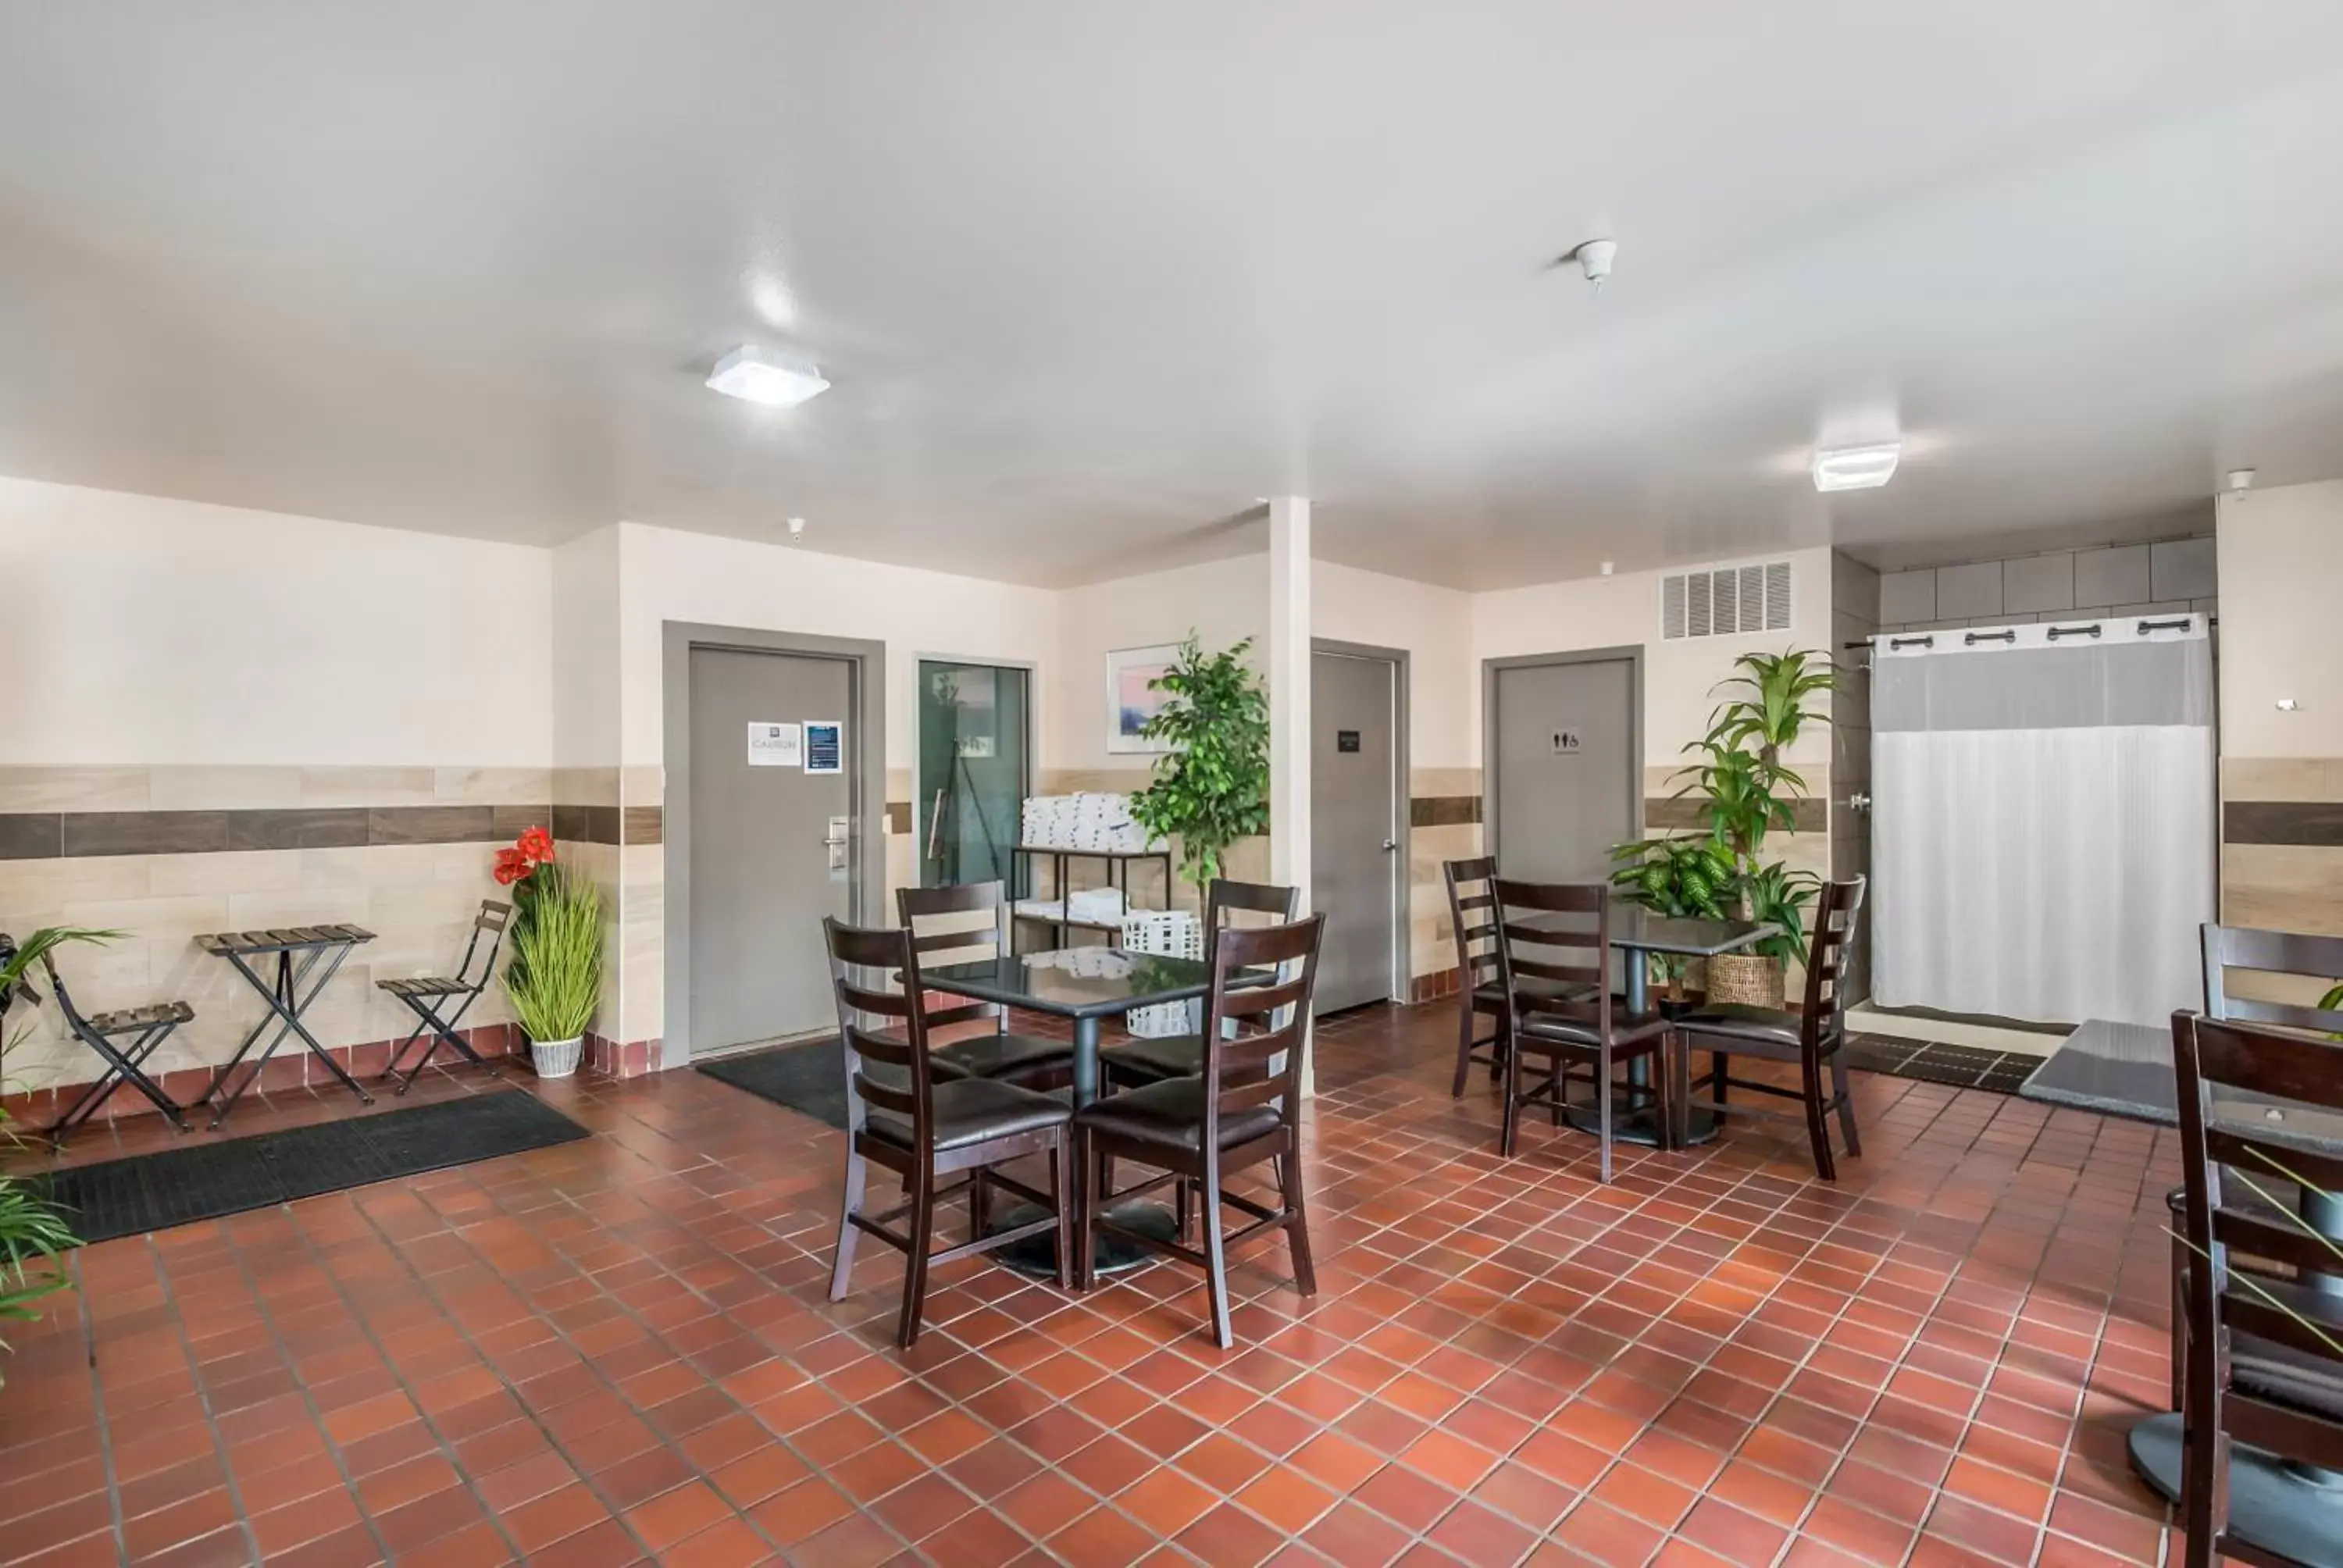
[35,950,195,1146]
[376,900,512,1093]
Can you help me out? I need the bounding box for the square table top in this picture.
[1517,907,1778,957]
[2021,1016,2343,1153]
[923,948,1239,1019]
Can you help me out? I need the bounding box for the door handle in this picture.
[924,789,947,860]
[1382,839,1398,852]
[825,814,851,871]
[1846,793,1871,814]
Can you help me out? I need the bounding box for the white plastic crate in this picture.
[1120,908,1202,1037]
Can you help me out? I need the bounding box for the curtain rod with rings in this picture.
[1839,612,2216,652]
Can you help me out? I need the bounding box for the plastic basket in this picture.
[1122,909,1203,1037]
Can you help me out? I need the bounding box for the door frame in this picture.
[663,622,887,1064]
[1481,644,1646,869]
[1311,637,1410,1008]
[911,651,1037,890]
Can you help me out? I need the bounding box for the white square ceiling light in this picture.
[706,346,830,408]
[1811,442,1901,492]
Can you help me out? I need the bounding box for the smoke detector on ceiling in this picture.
[1568,238,1618,291]
[2224,468,2257,496]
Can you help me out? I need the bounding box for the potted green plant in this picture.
[0,927,115,1383]
[1607,836,1732,1003]
[1127,634,1271,896]
[1616,649,1833,1007]
[502,865,604,1078]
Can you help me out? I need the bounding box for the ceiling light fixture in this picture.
[706,346,830,408]
[1811,441,1902,492]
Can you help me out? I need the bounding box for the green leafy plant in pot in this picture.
[0,927,117,1383]
[1127,634,1271,896]
[503,864,604,1078]
[1615,649,1833,1008]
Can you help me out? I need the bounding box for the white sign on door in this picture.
[747,722,802,768]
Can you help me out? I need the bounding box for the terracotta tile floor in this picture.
[0,1003,2184,1567]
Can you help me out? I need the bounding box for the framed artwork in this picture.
[1104,643,1179,754]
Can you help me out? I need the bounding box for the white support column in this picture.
[1265,496,1315,1092]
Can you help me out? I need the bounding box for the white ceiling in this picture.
[3,2,2342,590]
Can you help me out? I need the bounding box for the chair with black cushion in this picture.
[2166,925,2343,1412]
[1672,878,1867,1181]
[36,951,194,1146]
[1444,857,1601,1097]
[897,881,1077,1089]
[1073,914,1324,1348]
[376,899,512,1093]
[1100,878,1298,1091]
[2172,1009,2343,1568]
[1492,880,1672,1178]
[824,918,1074,1349]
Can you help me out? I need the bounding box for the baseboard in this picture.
[1846,1006,2065,1058]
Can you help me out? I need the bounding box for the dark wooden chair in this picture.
[1492,880,1671,1178]
[2172,1009,2343,1568]
[2167,925,2343,1410]
[1100,878,1298,1090]
[1445,857,1599,1096]
[377,899,512,1093]
[1072,914,1324,1347]
[824,918,1074,1349]
[897,881,1077,1089]
[1672,878,1867,1180]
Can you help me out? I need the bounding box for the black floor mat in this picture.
[695,1039,849,1130]
[38,1091,590,1244]
[1846,1034,2042,1094]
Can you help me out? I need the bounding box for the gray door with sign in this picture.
[687,645,855,1054]
[1311,647,1401,1014]
[1486,649,1640,884]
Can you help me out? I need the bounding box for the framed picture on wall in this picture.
[1105,643,1179,754]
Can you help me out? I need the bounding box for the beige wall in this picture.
[1048,553,1268,778]
[2216,480,2343,942]
[0,479,557,1099]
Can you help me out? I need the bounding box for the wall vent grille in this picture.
[1661,560,1792,640]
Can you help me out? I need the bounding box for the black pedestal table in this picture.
[1550,909,1779,1149]
[2023,1017,2343,1566]
[921,945,1254,1278]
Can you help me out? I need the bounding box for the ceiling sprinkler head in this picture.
[2225,468,2257,495]
[1599,560,1615,577]
[786,515,807,543]
[1574,238,1617,291]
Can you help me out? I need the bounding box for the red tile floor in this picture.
[0,1003,2182,1567]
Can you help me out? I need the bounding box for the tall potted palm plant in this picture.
[1614,649,1835,1007]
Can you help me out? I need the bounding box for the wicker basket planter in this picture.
[1703,951,1784,1010]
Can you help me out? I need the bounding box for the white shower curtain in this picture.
[1870,615,2216,1028]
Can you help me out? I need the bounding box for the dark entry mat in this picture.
[694,1040,848,1131]
[1846,1035,2042,1095]
[38,1092,590,1244]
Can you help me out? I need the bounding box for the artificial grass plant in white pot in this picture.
[502,864,604,1078]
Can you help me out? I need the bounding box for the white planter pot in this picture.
[529,1034,584,1078]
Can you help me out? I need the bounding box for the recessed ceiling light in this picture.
[707,346,829,408]
[1811,442,1902,492]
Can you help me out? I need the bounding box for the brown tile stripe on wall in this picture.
[0,804,590,860]
[1410,796,1480,828]
[2224,801,2343,846]
[549,804,665,846]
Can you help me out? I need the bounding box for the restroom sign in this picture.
[1551,729,1582,755]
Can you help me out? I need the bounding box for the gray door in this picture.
[688,646,855,1055]
[1489,654,1638,884]
[1311,650,1398,1014]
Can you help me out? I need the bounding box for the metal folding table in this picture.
[193,924,377,1128]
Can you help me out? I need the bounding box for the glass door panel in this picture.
[916,661,1030,890]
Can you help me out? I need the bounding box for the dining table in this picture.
[921,944,1265,1275]
[2023,1017,2343,1566]
[1537,908,1780,1148]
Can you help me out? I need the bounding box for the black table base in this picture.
[2131,1412,2343,1566]
[990,1199,1179,1279]
[1562,1099,1721,1148]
